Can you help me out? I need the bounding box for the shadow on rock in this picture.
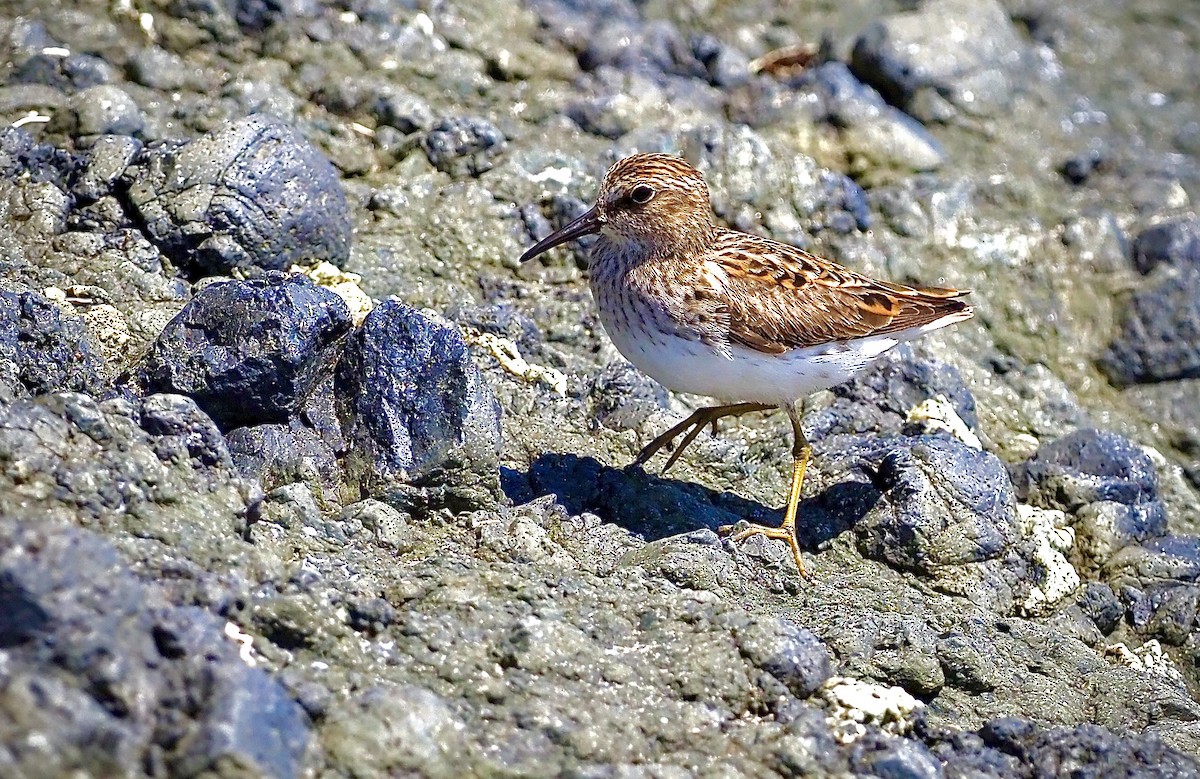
[505,451,880,546]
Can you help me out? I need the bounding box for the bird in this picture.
[519,153,973,575]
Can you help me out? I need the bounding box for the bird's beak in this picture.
[519,205,602,263]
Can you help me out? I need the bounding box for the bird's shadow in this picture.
[502,451,880,548]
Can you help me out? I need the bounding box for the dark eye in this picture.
[629,184,655,204]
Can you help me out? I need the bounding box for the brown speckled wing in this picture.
[689,231,973,354]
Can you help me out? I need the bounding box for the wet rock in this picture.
[63,84,144,137]
[850,0,1027,120]
[123,114,352,276]
[139,392,232,470]
[421,116,506,177]
[335,300,501,511]
[138,274,353,430]
[226,422,340,492]
[0,519,308,777]
[1100,266,1200,384]
[1131,218,1200,274]
[0,288,105,400]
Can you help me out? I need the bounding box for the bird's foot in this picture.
[718,521,809,578]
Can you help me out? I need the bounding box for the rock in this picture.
[421,116,506,177]
[71,134,142,202]
[0,518,309,777]
[323,685,469,777]
[64,84,144,137]
[850,0,1028,120]
[1109,535,1200,582]
[225,421,340,491]
[123,114,353,276]
[734,617,832,699]
[0,127,78,189]
[1131,218,1200,274]
[807,345,977,442]
[1013,428,1160,510]
[978,719,1199,777]
[1076,582,1124,635]
[138,274,352,430]
[11,51,114,90]
[850,733,943,779]
[587,359,669,432]
[797,62,945,175]
[847,436,1019,571]
[0,288,105,400]
[335,300,502,511]
[1100,265,1200,385]
[139,392,233,470]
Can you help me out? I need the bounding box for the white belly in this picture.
[598,306,900,406]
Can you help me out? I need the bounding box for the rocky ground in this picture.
[2,0,1200,776]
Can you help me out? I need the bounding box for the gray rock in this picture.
[734,617,832,698]
[1132,218,1200,274]
[850,0,1028,119]
[139,392,232,470]
[11,51,114,90]
[978,719,1199,777]
[1013,428,1160,510]
[851,734,943,779]
[335,300,502,511]
[138,274,352,429]
[421,116,506,177]
[123,114,353,276]
[66,84,144,136]
[71,134,142,202]
[0,288,105,400]
[1100,265,1200,384]
[849,436,1018,571]
[0,519,308,777]
[226,421,340,491]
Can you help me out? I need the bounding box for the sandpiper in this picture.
[520,153,973,575]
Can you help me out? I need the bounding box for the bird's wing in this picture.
[683,231,972,354]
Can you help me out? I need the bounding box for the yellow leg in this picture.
[635,402,772,473]
[719,401,811,577]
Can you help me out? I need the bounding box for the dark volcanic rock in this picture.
[139,392,233,471]
[335,300,501,511]
[977,719,1199,777]
[138,274,352,430]
[122,114,352,276]
[1100,266,1200,384]
[1131,218,1200,274]
[734,617,832,699]
[0,288,105,400]
[0,518,308,777]
[849,0,1028,120]
[0,126,79,190]
[421,116,507,177]
[848,436,1019,572]
[806,345,977,441]
[1013,428,1160,509]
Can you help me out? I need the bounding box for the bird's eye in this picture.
[629,184,655,204]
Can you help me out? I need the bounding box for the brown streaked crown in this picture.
[593,153,715,253]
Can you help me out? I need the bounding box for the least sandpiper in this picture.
[520,153,973,575]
